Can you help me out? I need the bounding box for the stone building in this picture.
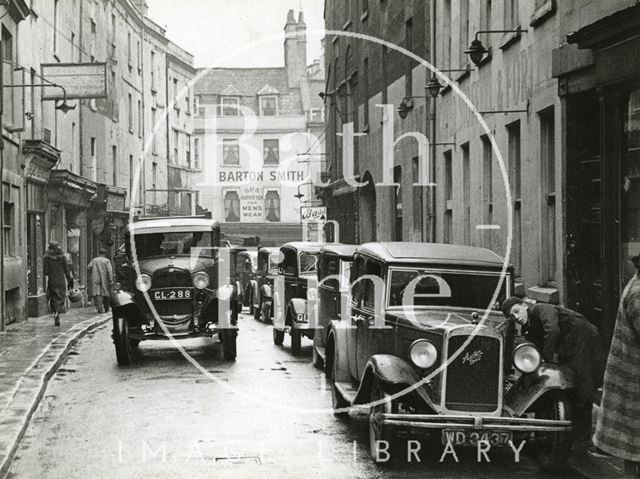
[193,10,325,246]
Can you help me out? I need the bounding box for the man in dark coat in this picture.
[501,297,605,453]
[43,241,73,326]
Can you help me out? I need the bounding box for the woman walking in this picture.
[43,241,73,326]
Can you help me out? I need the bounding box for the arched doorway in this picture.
[360,171,377,242]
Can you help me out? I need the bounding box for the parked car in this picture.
[111,216,239,365]
[327,242,574,471]
[236,250,257,312]
[272,242,323,355]
[312,244,357,369]
[250,247,280,321]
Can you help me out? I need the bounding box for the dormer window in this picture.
[221,96,240,116]
[259,95,278,116]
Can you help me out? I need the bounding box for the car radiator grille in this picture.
[444,334,500,412]
[151,300,193,323]
[153,268,191,288]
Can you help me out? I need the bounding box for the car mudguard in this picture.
[353,354,432,406]
[504,363,576,417]
[327,321,350,383]
[111,290,136,309]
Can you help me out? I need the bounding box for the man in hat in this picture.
[501,297,605,454]
[88,248,113,314]
[43,241,73,326]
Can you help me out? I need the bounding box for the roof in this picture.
[357,242,505,268]
[320,243,358,258]
[127,217,219,234]
[258,247,281,255]
[195,67,289,97]
[281,241,325,253]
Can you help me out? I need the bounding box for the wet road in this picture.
[8,311,588,479]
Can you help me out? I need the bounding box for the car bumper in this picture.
[378,413,571,433]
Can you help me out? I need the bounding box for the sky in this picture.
[146,0,326,68]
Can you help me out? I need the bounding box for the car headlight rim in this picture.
[193,271,210,290]
[513,342,541,374]
[135,274,152,292]
[409,339,438,369]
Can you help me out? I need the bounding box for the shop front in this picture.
[556,4,640,347]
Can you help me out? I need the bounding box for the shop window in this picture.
[223,139,240,165]
[265,190,280,222]
[259,95,277,116]
[263,139,279,165]
[224,191,240,222]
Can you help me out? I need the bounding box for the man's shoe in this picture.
[54,314,60,326]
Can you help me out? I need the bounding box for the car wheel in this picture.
[113,315,133,366]
[534,392,572,473]
[369,378,403,465]
[273,326,285,346]
[291,327,302,356]
[221,329,237,360]
[327,346,349,417]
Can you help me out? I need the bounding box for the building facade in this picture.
[193,10,325,246]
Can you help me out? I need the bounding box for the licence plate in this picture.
[441,429,513,446]
[152,288,192,301]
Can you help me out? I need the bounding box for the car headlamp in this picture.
[513,343,541,373]
[217,285,234,301]
[409,339,438,369]
[135,274,152,292]
[193,271,210,289]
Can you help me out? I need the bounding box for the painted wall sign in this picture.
[240,186,264,222]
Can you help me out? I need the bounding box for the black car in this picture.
[250,247,280,321]
[312,244,357,369]
[111,216,239,365]
[272,242,323,355]
[327,242,574,470]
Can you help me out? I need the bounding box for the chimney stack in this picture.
[284,10,307,88]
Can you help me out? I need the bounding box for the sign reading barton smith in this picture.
[219,170,305,182]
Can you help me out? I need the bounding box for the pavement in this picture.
[0,308,111,478]
[0,307,630,478]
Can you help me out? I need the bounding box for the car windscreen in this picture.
[131,231,216,259]
[388,268,509,310]
[299,252,319,275]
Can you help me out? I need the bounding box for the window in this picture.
[393,166,402,240]
[137,40,141,74]
[480,0,493,47]
[90,137,97,182]
[362,260,383,310]
[412,157,422,239]
[444,150,453,244]
[2,28,14,124]
[129,155,135,204]
[185,89,191,114]
[362,57,369,125]
[505,0,519,29]
[173,78,179,110]
[3,202,14,256]
[186,134,191,167]
[361,0,368,14]
[127,32,132,67]
[112,146,117,186]
[151,108,157,154]
[540,108,556,285]
[137,100,142,137]
[309,108,324,122]
[173,130,179,164]
[150,51,156,90]
[263,139,279,165]
[194,137,200,169]
[151,162,157,204]
[482,135,493,249]
[462,143,470,244]
[405,18,413,97]
[259,95,277,116]
[508,121,522,276]
[381,45,388,104]
[53,0,59,55]
[459,0,470,67]
[71,32,75,61]
[223,139,240,165]
[221,96,239,116]
[265,190,280,222]
[224,191,241,222]
[443,0,452,68]
[128,93,133,132]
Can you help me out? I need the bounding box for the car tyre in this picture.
[113,315,133,366]
[291,327,302,356]
[273,326,285,346]
[534,392,572,473]
[221,329,237,360]
[369,378,403,465]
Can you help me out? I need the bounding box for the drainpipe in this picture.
[428,0,437,243]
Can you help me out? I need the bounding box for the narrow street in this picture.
[7,310,582,479]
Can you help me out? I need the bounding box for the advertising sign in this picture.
[300,206,326,223]
[240,186,264,222]
[41,63,108,100]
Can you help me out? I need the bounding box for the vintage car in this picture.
[327,242,574,471]
[250,247,280,321]
[272,242,323,355]
[235,250,258,312]
[312,244,357,369]
[228,246,254,314]
[111,216,239,365]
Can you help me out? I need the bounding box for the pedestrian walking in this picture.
[87,248,113,314]
[501,297,605,454]
[43,241,73,326]
[593,252,640,478]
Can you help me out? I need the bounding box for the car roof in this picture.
[258,247,280,255]
[357,242,505,267]
[127,217,219,234]
[320,243,358,258]
[281,242,325,253]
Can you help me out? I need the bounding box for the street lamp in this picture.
[465,27,528,66]
[425,69,473,98]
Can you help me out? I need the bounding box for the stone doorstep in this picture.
[0,314,110,479]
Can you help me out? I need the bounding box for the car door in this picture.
[346,255,365,380]
[354,258,384,379]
